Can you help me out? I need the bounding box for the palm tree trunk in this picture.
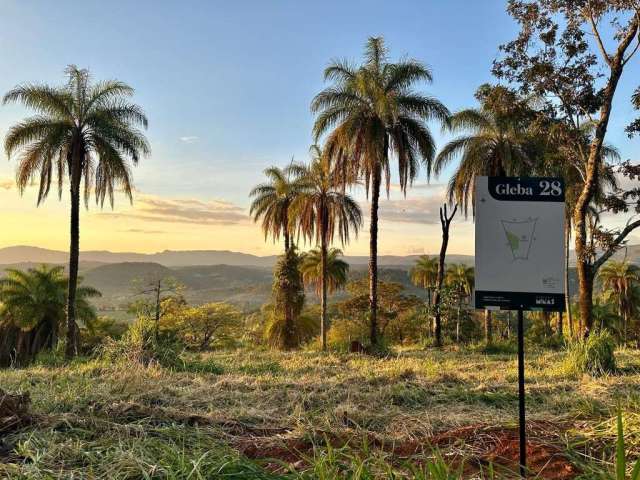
[154,280,161,338]
[456,297,461,343]
[65,151,82,359]
[564,222,573,338]
[320,225,328,351]
[484,310,493,344]
[368,163,381,347]
[283,214,291,254]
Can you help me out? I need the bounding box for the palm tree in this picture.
[434,85,536,215]
[249,163,306,253]
[0,265,100,364]
[300,248,350,295]
[300,248,350,348]
[445,264,474,343]
[292,146,362,350]
[599,259,640,343]
[410,255,439,305]
[312,37,449,346]
[3,66,149,358]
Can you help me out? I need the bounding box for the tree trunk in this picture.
[434,211,453,348]
[576,265,594,338]
[484,310,493,344]
[573,37,633,337]
[368,163,381,346]
[557,311,563,337]
[65,149,82,359]
[320,217,328,351]
[564,222,573,338]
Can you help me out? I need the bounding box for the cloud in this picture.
[98,195,249,226]
[179,136,199,144]
[388,182,445,192]
[371,193,446,225]
[406,245,425,254]
[0,178,13,190]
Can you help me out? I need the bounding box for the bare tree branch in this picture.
[593,217,640,271]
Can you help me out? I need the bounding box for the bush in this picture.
[564,329,617,376]
[99,317,184,369]
[327,318,369,351]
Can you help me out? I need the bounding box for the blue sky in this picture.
[0,1,638,255]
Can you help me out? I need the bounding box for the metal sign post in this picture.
[474,177,565,478]
[517,309,526,477]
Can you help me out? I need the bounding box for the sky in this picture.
[0,0,638,256]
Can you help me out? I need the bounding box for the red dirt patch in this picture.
[232,421,579,479]
[431,422,579,479]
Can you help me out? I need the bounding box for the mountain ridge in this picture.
[0,245,475,267]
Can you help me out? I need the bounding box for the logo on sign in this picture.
[535,296,556,306]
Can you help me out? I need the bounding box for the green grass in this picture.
[0,347,639,478]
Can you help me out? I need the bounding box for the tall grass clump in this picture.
[99,317,184,368]
[564,329,617,377]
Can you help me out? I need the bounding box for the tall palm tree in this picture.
[445,263,474,343]
[599,259,640,343]
[312,37,449,346]
[434,85,536,215]
[3,66,149,358]
[0,265,100,363]
[291,146,361,350]
[410,255,439,305]
[249,163,306,253]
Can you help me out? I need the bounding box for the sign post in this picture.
[475,177,565,477]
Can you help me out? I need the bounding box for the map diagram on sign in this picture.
[500,217,538,260]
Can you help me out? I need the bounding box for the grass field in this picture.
[0,346,639,479]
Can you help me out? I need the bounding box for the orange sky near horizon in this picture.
[0,180,478,257]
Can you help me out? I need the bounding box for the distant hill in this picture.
[0,245,474,267]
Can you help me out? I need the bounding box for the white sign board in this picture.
[475,177,565,311]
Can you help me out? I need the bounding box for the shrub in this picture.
[99,317,184,369]
[327,317,369,351]
[564,329,616,376]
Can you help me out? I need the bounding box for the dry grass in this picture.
[0,346,638,478]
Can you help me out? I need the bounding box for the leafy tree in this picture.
[250,164,306,253]
[534,115,620,336]
[0,265,100,364]
[445,264,474,343]
[292,145,361,350]
[3,66,149,357]
[599,260,640,343]
[336,279,423,344]
[176,303,242,350]
[434,84,537,214]
[312,37,449,346]
[493,1,640,336]
[130,276,184,337]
